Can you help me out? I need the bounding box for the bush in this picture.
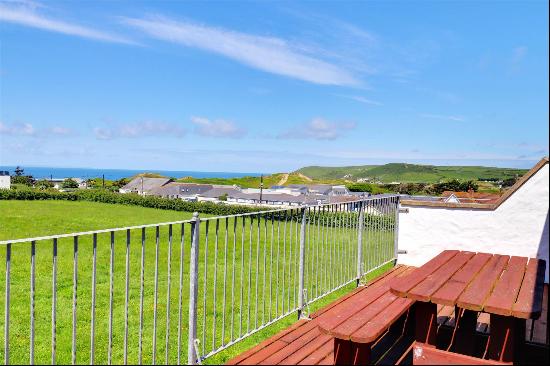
[11,175,34,186]
[62,178,79,189]
[35,179,54,190]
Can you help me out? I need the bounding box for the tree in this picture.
[35,179,54,190]
[502,177,517,188]
[14,166,24,176]
[61,178,79,189]
[218,193,228,201]
[11,175,33,186]
[112,178,129,188]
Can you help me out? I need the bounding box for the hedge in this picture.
[0,189,269,216]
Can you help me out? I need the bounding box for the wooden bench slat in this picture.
[457,254,510,311]
[408,251,475,302]
[391,250,459,297]
[311,265,408,319]
[328,292,398,339]
[412,342,510,365]
[238,340,289,365]
[512,258,546,319]
[530,284,548,344]
[431,253,493,306]
[316,268,414,332]
[351,297,414,343]
[484,256,528,316]
[261,326,320,364]
[226,319,309,364]
[279,334,332,365]
[296,338,334,365]
[317,352,334,365]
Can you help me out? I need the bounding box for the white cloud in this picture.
[121,15,360,86]
[339,95,382,106]
[511,46,528,65]
[420,113,465,122]
[93,121,186,140]
[190,116,245,138]
[278,118,356,140]
[0,1,134,44]
[0,121,73,137]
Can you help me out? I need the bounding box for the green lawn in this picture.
[0,200,395,365]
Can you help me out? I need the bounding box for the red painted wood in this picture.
[262,326,320,364]
[431,253,493,306]
[334,338,352,364]
[412,342,510,365]
[296,338,333,365]
[512,258,546,319]
[351,297,414,343]
[414,301,438,345]
[278,334,332,365]
[457,255,510,311]
[486,314,525,363]
[449,308,477,356]
[484,256,528,316]
[408,251,475,302]
[391,250,459,298]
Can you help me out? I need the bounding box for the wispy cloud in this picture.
[0,1,134,44]
[93,121,186,140]
[190,116,245,138]
[121,15,360,86]
[420,113,465,122]
[0,121,74,137]
[278,118,356,140]
[511,46,528,65]
[338,95,382,106]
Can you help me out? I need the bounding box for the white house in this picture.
[0,171,10,189]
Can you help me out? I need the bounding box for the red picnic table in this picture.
[390,250,546,365]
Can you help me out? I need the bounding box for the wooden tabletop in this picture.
[390,250,546,319]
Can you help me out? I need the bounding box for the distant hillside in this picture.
[176,172,342,188]
[295,163,528,183]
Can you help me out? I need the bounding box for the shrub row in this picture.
[0,189,268,216]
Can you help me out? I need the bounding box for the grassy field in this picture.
[0,200,395,364]
[296,163,528,183]
[177,172,343,188]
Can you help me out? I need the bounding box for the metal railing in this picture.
[0,196,399,365]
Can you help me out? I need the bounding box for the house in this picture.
[119,177,172,195]
[149,183,213,200]
[50,178,85,190]
[0,171,10,189]
[197,186,242,202]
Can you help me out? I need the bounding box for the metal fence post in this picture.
[356,201,365,286]
[297,207,307,319]
[188,212,200,365]
[393,196,400,264]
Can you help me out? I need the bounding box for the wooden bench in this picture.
[316,267,416,365]
[227,265,417,365]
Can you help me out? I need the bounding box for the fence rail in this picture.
[0,196,399,365]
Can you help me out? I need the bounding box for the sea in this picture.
[0,166,261,180]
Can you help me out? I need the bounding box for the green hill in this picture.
[295,163,528,183]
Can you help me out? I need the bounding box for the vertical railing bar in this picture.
[316,206,321,299]
[357,202,365,283]
[282,210,287,314]
[72,236,78,365]
[294,208,299,309]
[138,227,145,365]
[202,220,210,355]
[177,223,185,364]
[211,219,219,352]
[152,226,160,364]
[247,216,253,333]
[30,240,36,365]
[276,212,281,317]
[288,210,293,312]
[108,231,114,365]
[261,214,267,326]
[254,214,260,329]
[321,206,327,293]
[394,196,400,263]
[230,217,237,342]
[188,213,200,365]
[297,207,307,318]
[222,217,229,346]
[5,243,11,366]
[165,224,173,364]
[239,216,245,337]
[269,212,274,321]
[4,243,11,365]
[124,229,131,365]
[90,234,96,365]
[52,238,57,366]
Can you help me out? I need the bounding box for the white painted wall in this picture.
[0,176,10,189]
[397,164,549,282]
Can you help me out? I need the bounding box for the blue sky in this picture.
[0,0,548,173]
